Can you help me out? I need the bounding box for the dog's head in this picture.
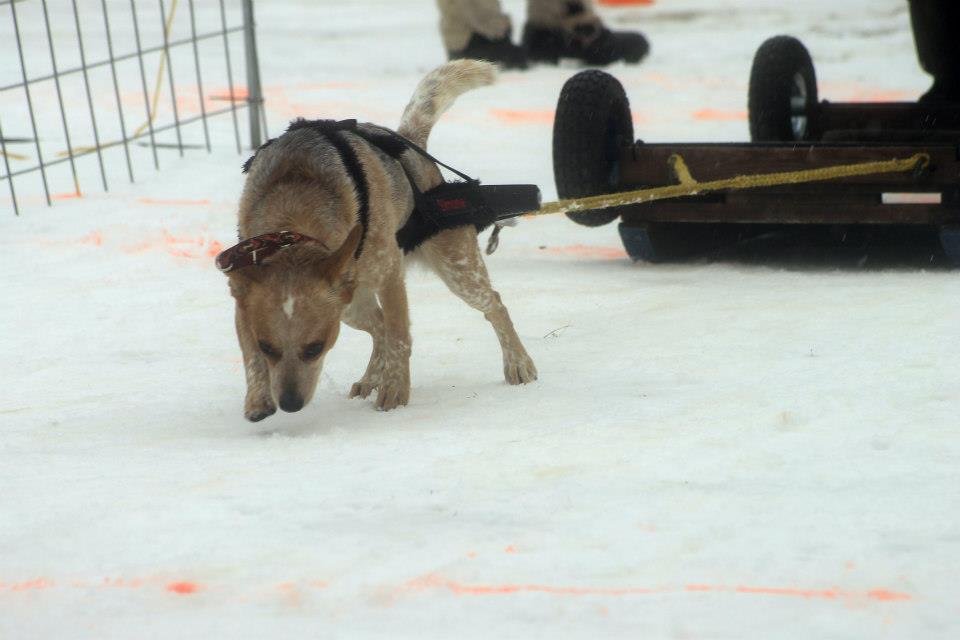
[227,224,362,413]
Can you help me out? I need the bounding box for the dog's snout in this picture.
[278,389,304,413]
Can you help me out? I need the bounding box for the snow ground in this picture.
[2,1,959,638]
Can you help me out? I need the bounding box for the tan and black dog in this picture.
[221,60,537,421]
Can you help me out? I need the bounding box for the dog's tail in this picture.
[398,60,496,149]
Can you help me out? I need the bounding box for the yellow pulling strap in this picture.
[526,152,930,218]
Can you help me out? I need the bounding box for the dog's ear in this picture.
[226,267,264,300]
[315,224,362,282]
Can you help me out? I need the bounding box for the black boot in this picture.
[448,32,528,70]
[522,22,649,66]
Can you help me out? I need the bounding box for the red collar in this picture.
[215,231,325,272]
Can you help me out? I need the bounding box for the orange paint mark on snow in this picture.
[504,546,518,554]
[406,574,663,597]
[447,583,660,596]
[1,576,332,596]
[693,108,747,122]
[490,108,637,126]
[687,584,910,602]
[848,89,912,102]
[206,240,224,257]
[166,581,201,595]
[122,230,226,261]
[641,72,679,90]
[99,577,145,589]
[51,192,82,201]
[31,232,101,248]
[403,574,911,604]
[817,81,914,103]
[122,241,153,254]
[79,231,103,246]
[490,108,555,124]
[735,585,839,599]
[208,87,249,101]
[5,578,54,591]
[542,244,628,260]
[137,197,211,206]
[868,589,911,602]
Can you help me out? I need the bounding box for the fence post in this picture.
[242,0,263,149]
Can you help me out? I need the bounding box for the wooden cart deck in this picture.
[613,142,960,226]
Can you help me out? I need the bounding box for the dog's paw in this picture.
[349,380,378,399]
[375,382,410,411]
[504,353,538,385]
[245,398,277,422]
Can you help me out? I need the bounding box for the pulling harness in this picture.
[216,118,540,273]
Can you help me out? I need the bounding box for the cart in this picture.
[551,36,960,265]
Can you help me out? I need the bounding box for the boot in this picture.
[522,22,649,66]
[448,32,528,69]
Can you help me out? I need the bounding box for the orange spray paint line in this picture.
[693,109,747,122]
[166,581,202,594]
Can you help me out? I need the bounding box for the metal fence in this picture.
[0,0,264,215]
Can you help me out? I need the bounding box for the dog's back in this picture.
[238,60,496,246]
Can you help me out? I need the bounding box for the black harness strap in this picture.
[286,119,372,259]
[324,131,370,259]
[338,122,500,253]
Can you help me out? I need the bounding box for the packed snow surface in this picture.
[1,0,958,638]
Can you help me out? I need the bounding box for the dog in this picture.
[221,60,537,421]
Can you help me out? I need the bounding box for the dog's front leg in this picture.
[234,304,276,422]
[342,287,386,399]
[375,267,411,411]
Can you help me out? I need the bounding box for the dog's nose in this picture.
[278,389,304,413]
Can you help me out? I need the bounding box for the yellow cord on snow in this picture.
[0,150,29,161]
[132,0,180,139]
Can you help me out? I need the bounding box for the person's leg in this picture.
[527,0,600,31]
[435,0,527,68]
[909,0,960,102]
[523,0,649,66]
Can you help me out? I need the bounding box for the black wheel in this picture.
[941,225,960,267]
[553,70,634,226]
[748,35,818,142]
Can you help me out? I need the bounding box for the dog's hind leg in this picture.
[420,227,537,385]
[374,266,413,410]
[342,287,386,400]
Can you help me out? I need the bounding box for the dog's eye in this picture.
[301,341,325,361]
[258,340,281,360]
